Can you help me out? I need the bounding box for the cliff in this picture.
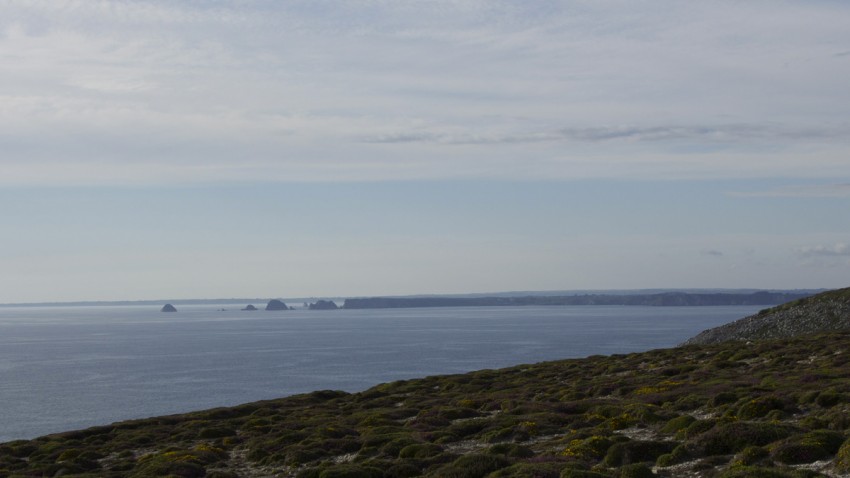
[343,291,812,309]
[683,287,850,345]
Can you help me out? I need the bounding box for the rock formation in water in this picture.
[308,300,338,310]
[242,304,258,311]
[265,299,289,311]
[160,304,177,312]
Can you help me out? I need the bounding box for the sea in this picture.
[0,304,760,442]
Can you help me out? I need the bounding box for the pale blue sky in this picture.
[1,1,849,302]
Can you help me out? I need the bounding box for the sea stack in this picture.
[242,304,258,311]
[265,299,289,311]
[308,300,339,310]
[161,304,177,312]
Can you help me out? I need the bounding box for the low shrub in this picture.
[655,444,689,467]
[717,466,796,478]
[198,427,236,439]
[770,430,845,464]
[488,461,565,478]
[384,463,422,478]
[432,453,511,478]
[737,396,790,420]
[815,389,843,407]
[561,436,614,461]
[661,415,696,434]
[560,468,609,478]
[398,443,443,459]
[823,409,850,431]
[833,437,850,472]
[678,419,716,440]
[129,456,206,478]
[317,464,384,478]
[711,392,738,406]
[380,437,420,457]
[487,443,534,458]
[688,422,797,455]
[602,441,675,467]
[617,463,654,478]
[730,446,768,466]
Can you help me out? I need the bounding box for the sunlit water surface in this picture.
[0,304,759,441]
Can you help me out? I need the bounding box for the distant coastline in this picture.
[0,288,823,308]
[342,290,815,309]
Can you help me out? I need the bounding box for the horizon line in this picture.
[0,287,830,308]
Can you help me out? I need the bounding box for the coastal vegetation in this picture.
[2,288,848,477]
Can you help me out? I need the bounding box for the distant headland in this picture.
[0,289,825,309]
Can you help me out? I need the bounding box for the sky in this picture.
[1,1,849,303]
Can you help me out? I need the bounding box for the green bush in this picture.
[433,453,511,478]
[833,437,850,472]
[207,472,240,478]
[661,415,696,434]
[737,396,789,420]
[710,392,738,406]
[770,430,845,464]
[380,437,420,457]
[560,469,609,478]
[689,422,797,455]
[655,444,689,467]
[129,456,206,478]
[823,409,850,430]
[487,443,534,458]
[398,443,443,459]
[317,464,384,478]
[561,435,615,461]
[198,427,236,439]
[384,463,422,478]
[717,466,796,478]
[678,419,716,440]
[602,441,675,467]
[815,389,842,407]
[489,462,565,478]
[617,463,654,478]
[731,446,768,466]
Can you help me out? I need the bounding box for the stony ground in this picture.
[685,287,850,345]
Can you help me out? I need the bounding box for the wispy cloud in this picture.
[798,243,850,257]
[701,250,724,257]
[362,124,850,146]
[1,1,850,184]
[728,184,850,198]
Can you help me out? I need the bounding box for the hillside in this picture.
[4,332,850,477]
[684,287,850,345]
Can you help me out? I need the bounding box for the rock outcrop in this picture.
[265,299,289,311]
[683,287,850,345]
[241,304,258,311]
[160,304,177,312]
[308,300,338,310]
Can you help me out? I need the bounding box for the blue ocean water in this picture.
[0,304,758,442]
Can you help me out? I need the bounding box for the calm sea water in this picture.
[0,304,759,442]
